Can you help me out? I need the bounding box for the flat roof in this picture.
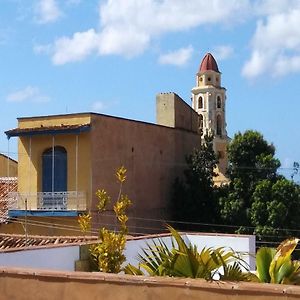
[8,110,199,136]
[0,153,18,164]
[5,124,91,138]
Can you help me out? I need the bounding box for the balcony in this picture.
[7,191,86,217]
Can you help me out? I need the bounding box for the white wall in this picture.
[0,245,80,271]
[186,234,256,270]
[0,233,255,272]
[124,233,256,271]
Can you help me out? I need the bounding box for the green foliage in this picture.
[79,166,132,273]
[255,247,275,283]
[172,128,300,239]
[219,130,285,234]
[95,189,110,212]
[114,194,131,234]
[78,213,92,235]
[227,130,280,183]
[172,133,219,228]
[255,238,300,285]
[125,225,253,281]
[250,178,300,237]
[90,228,126,273]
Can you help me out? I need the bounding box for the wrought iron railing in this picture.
[7,191,86,211]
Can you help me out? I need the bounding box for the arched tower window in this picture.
[198,96,203,109]
[42,146,67,193]
[217,96,222,109]
[216,115,222,136]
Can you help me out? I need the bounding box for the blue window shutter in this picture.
[42,146,67,193]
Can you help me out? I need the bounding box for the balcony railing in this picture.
[7,191,86,211]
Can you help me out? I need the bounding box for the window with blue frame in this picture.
[42,146,67,209]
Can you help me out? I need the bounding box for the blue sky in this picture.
[1,0,300,180]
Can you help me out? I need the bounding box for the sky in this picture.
[0,0,300,181]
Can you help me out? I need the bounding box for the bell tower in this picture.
[191,53,229,183]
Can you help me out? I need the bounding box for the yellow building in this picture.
[0,154,18,177]
[4,108,200,235]
[3,53,229,235]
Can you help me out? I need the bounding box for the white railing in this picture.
[7,191,86,211]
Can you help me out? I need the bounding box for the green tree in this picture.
[227,130,280,183]
[250,178,300,238]
[219,130,281,233]
[172,133,218,229]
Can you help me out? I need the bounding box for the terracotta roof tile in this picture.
[0,178,17,223]
[199,53,220,73]
[0,233,99,251]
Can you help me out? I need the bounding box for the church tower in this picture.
[191,53,229,183]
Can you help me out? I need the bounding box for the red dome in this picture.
[199,53,220,73]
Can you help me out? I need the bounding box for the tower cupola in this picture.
[199,53,220,73]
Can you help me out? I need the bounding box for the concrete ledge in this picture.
[1,266,300,300]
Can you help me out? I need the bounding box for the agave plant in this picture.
[255,238,300,284]
[125,225,253,281]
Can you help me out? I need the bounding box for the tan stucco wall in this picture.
[0,154,17,177]
[156,93,199,132]
[90,114,199,233]
[1,267,300,300]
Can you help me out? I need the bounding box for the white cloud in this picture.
[6,86,50,103]
[212,45,234,61]
[42,0,250,64]
[254,0,300,16]
[158,46,193,66]
[34,0,62,24]
[52,29,99,65]
[243,8,300,79]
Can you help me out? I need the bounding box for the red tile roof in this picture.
[0,178,17,223]
[0,233,99,251]
[199,53,220,73]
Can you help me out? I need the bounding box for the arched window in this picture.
[42,146,67,193]
[217,96,222,109]
[198,96,203,109]
[216,115,222,136]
